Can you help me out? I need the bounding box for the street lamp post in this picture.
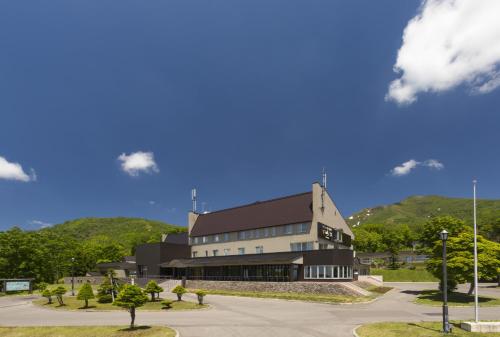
[440,229,451,334]
[71,257,75,296]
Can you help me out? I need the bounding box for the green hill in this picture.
[347,195,500,240]
[42,217,186,253]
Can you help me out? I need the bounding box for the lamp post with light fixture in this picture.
[440,229,451,333]
[71,257,75,296]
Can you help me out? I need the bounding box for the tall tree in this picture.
[113,284,148,329]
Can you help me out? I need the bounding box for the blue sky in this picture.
[1,0,500,230]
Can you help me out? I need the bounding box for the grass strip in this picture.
[356,322,500,337]
[0,326,175,337]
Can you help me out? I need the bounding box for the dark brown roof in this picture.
[190,192,313,236]
[163,232,188,244]
[161,251,304,268]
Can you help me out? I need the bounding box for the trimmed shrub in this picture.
[195,290,207,305]
[77,282,95,308]
[161,299,174,309]
[42,289,52,304]
[144,280,164,302]
[172,285,187,301]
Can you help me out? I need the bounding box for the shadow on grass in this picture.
[119,326,152,332]
[406,289,497,304]
[408,322,441,333]
[77,305,97,309]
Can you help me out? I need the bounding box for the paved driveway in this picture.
[0,283,499,337]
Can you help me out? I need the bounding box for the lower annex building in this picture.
[137,182,356,282]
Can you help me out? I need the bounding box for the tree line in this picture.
[0,227,128,283]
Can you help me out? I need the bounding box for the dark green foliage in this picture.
[96,277,115,303]
[419,216,470,253]
[144,280,163,302]
[348,195,500,241]
[36,282,48,292]
[52,286,67,306]
[172,285,187,301]
[0,218,185,283]
[113,284,149,329]
[77,282,95,308]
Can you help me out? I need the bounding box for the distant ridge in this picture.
[347,195,499,240]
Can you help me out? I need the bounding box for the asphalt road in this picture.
[0,283,498,337]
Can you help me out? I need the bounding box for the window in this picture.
[248,230,254,239]
[271,227,276,236]
[304,265,352,280]
[285,224,293,235]
[192,251,198,258]
[319,243,329,250]
[213,250,219,256]
[224,248,230,256]
[335,230,342,242]
[224,233,229,241]
[238,248,245,255]
[264,228,269,237]
[194,237,199,244]
[205,250,208,257]
[297,223,308,234]
[255,246,264,254]
[291,242,314,252]
[255,229,260,239]
[238,231,246,240]
[214,235,220,242]
[202,236,208,243]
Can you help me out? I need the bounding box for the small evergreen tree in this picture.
[42,289,52,304]
[37,282,49,293]
[77,282,95,308]
[113,284,148,329]
[52,286,67,306]
[144,280,163,301]
[172,285,187,301]
[97,277,114,303]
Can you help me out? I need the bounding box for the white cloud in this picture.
[391,158,444,176]
[149,200,156,205]
[0,156,36,182]
[29,220,52,228]
[391,159,420,176]
[118,151,159,176]
[386,0,500,105]
[423,159,445,170]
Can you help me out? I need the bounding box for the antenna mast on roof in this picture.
[321,168,327,213]
[191,188,197,213]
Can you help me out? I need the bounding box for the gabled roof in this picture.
[190,191,313,236]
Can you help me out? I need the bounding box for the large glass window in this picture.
[224,233,229,241]
[297,223,308,233]
[264,228,269,237]
[285,224,293,234]
[202,236,208,243]
[238,231,246,240]
[194,237,199,244]
[214,235,220,242]
[304,265,352,280]
[238,248,245,255]
[271,227,276,236]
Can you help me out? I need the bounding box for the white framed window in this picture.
[213,249,219,256]
[192,251,198,258]
[214,235,220,242]
[255,246,264,254]
[202,236,208,243]
[335,230,342,242]
[238,231,246,240]
[224,248,230,256]
[238,248,245,255]
[255,229,260,239]
[271,227,276,236]
[248,230,254,239]
[264,228,269,237]
[224,233,229,241]
[285,224,293,234]
[194,237,199,244]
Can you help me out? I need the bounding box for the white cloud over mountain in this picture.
[118,151,159,176]
[391,159,444,176]
[386,0,500,105]
[0,155,36,182]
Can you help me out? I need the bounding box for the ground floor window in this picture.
[304,265,352,280]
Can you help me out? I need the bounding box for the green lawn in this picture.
[371,268,438,282]
[189,288,373,303]
[356,322,500,337]
[414,290,500,307]
[0,326,175,337]
[33,296,206,311]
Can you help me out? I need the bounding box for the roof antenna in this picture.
[201,201,206,213]
[321,168,327,213]
[191,188,197,213]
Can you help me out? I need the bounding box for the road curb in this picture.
[173,327,180,337]
[352,325,361,337]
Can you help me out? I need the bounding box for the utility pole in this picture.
[473,180,479,322]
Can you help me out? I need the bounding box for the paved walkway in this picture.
[0,283,498,337]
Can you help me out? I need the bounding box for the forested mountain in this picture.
[42,217,186,254]
[347,195,500,241]
[0,217,185,283]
